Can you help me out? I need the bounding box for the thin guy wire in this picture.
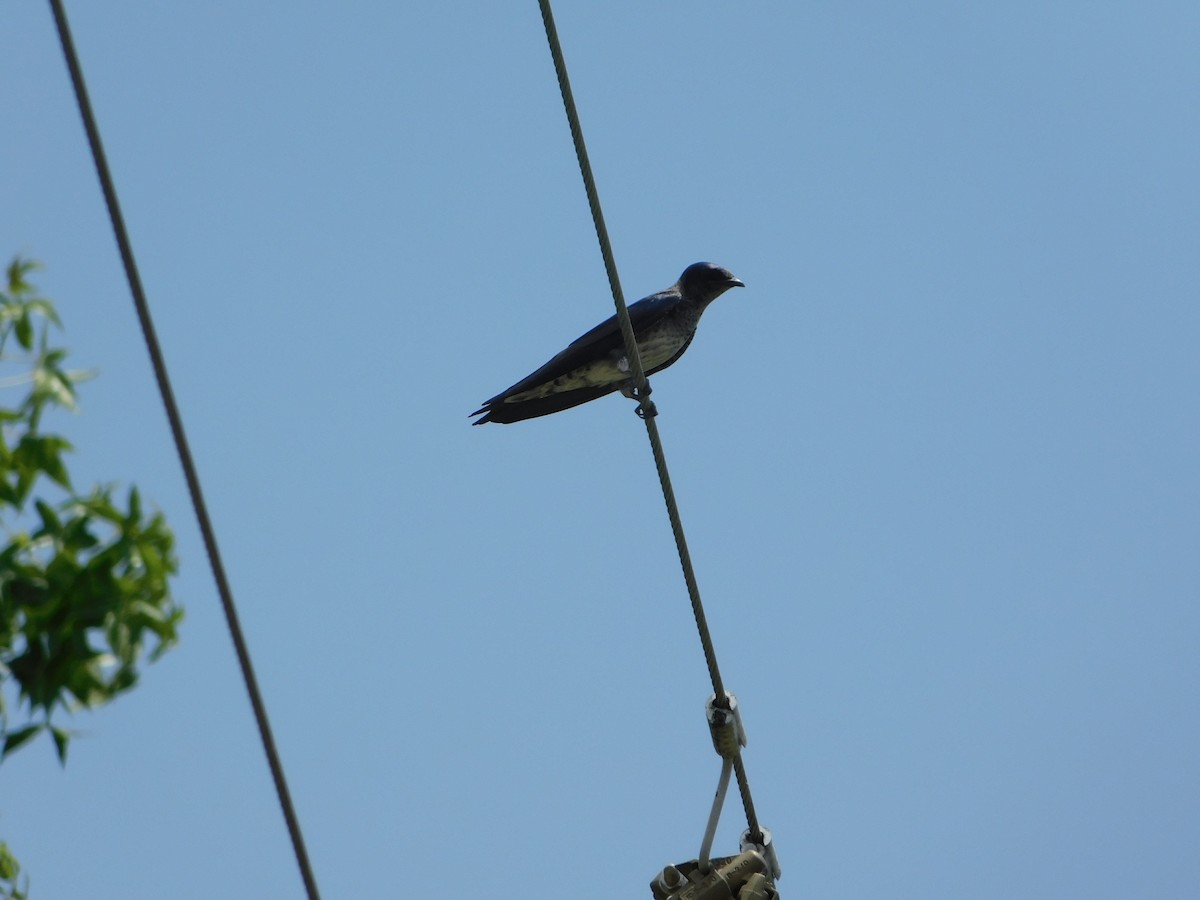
[534,1,650,410]
[48,4,323,896]
[536,0,762,842]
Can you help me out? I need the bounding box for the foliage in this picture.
[0,257,182,768]
[0,842,27,900]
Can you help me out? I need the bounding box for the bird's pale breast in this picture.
[507,309,697,402]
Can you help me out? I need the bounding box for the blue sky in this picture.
[3,2,1198,897]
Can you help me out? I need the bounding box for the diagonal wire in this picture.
[536,0,762,843]
[48,3,323,897]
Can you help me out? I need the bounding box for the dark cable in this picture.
[48,3,323,895]
[534,2,652,416]
[536,0,762,842]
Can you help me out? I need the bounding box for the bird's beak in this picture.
[729,277,745,288]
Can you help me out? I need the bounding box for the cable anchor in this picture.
[651,850,776,900]
[649,693,780,898]
[697,692,748,874]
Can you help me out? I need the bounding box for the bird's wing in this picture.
[471,383,619,424]
[481,291,679,404]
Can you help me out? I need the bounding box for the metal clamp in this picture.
[706,692,747,759]
[740,827,781,882]
[650,850,777,900]
[698,693,747,874]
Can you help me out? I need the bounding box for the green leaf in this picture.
[127,486,142,525]
[34,498,62,535]
[50,725,70,765]
[1,724,44,759]
[6,256,40,292]
[26,299,61,331]
[0,842,18,880]
[0,255,181,774]
[38,443,72,489]
[32,363,80,413]
[13,310,32,351]
[40,348,66,368]
[12,434,73,494]
[0,840,28,900]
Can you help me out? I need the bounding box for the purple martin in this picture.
[471,262,744,425]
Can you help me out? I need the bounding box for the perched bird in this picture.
[471,262,744,425]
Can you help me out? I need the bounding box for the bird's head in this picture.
[678,262,745,304]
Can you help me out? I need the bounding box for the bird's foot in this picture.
[622,380,657,419]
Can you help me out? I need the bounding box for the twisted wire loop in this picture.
[48,2,323,895]
[536,0,762,843]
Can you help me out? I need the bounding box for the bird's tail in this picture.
[470,385,619,425]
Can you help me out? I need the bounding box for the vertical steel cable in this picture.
[536,0,762,842]
[48,3,323,895]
